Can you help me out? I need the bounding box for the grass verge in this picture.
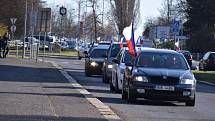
[192,70,215,84]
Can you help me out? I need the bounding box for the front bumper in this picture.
[130,82,195,101]
[85,64,103,75]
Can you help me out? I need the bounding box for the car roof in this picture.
[139,48,180,54]
[93,45,110,49]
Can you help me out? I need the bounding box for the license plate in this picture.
[155,85,175,91]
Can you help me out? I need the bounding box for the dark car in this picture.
[85,45,109,76]
[178,50,193,67]
[199,52,215,71]
[102,43,121,83]
[122,48,196,106]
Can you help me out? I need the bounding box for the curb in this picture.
[40,59,122,121]
[198,80,215,86]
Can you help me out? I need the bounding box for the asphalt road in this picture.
[0,58,107,121]
[46,57,215,121]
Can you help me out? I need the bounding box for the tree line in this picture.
[144,0,215,52]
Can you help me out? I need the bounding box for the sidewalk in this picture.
[0,57,107,121]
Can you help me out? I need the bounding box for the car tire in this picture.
[122,78,128,100]
[127,86,136,103]
[110,81,114,92]
[85,69,91,77]
[185,96,195,106]
[102,71,109,83]
[115,74,120,93]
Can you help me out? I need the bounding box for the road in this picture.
[0,58,107,121]
[46,57,215,121]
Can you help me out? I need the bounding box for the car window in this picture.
[90,49,107,58]
[210,53,215,59]
[110,47,121,57]
[116,50,123,61]
[122,51,132,64]
[203,52,210,60]
[137,52,189,70]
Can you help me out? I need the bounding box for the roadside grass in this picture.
[192,70,215,84]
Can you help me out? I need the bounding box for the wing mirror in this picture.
[112,58,119,64]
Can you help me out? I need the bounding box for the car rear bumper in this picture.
[130,82,195,101]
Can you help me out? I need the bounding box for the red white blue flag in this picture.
[123,23,136,57]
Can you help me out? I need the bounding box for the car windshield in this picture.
[111,44,121,57]
[136,52,189,70]
[90,49,107,58]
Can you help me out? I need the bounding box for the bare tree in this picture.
[109,0,140,36]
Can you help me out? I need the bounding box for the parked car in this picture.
[122,48,196,106]
[199,52,215,71]
[178,50,193,67]
[102,42,121,83]
[85,45,109,76]
[77,43,97,60]
[66,40,77,49]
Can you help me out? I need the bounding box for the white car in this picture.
[111,47,144,92]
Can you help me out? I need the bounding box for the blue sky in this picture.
[45,0,163,36]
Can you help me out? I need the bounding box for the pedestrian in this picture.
[2,33,10,58]
[0,35,3,58]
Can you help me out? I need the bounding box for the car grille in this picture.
[146,90,182,97]
[150,76,179,85]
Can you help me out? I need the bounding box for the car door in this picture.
[116,51,127,90]
[112,50,123,88]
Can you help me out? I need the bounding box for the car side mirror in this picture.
[112,58,119,64]
[84,51,88,54]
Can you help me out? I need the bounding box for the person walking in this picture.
[0,35,3,58]
[2,33,10,58]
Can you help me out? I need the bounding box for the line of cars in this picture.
[83,42,197,106]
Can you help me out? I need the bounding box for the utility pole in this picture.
[92,0,97,43]
[23,0,28,58]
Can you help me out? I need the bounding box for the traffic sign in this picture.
[10,25,16,33]
[10,18,17,25]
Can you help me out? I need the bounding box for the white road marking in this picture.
[47,60,122,121]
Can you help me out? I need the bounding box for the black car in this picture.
[102,43,121,83]
[85,45,109,76]
[122,48,196,106]
[178,50,193,67]
[199,52,215,71]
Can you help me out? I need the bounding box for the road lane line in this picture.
[49,61,122,121]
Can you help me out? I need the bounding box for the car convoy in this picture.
[81,41,215,107]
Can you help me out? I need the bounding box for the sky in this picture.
[45,0,163,36]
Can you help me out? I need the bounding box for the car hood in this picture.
[136,68,193,79]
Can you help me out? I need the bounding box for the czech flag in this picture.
[123,23,136,57]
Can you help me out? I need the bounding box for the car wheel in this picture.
[122,80,128,100]
[85,69,91,77]
[127,86,136,103]
[102,71,108,83]
[110,80,114,92]
[185,96,195,106]
[115,74,120,93]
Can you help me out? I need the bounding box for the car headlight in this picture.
[90,62,98,67]
[180,79,194,85]
[108,64,113,69]
[134,76,148,82]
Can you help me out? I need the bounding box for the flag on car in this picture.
[111,36,114,45]
[175,40,180,51]
[123,23,136,57]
